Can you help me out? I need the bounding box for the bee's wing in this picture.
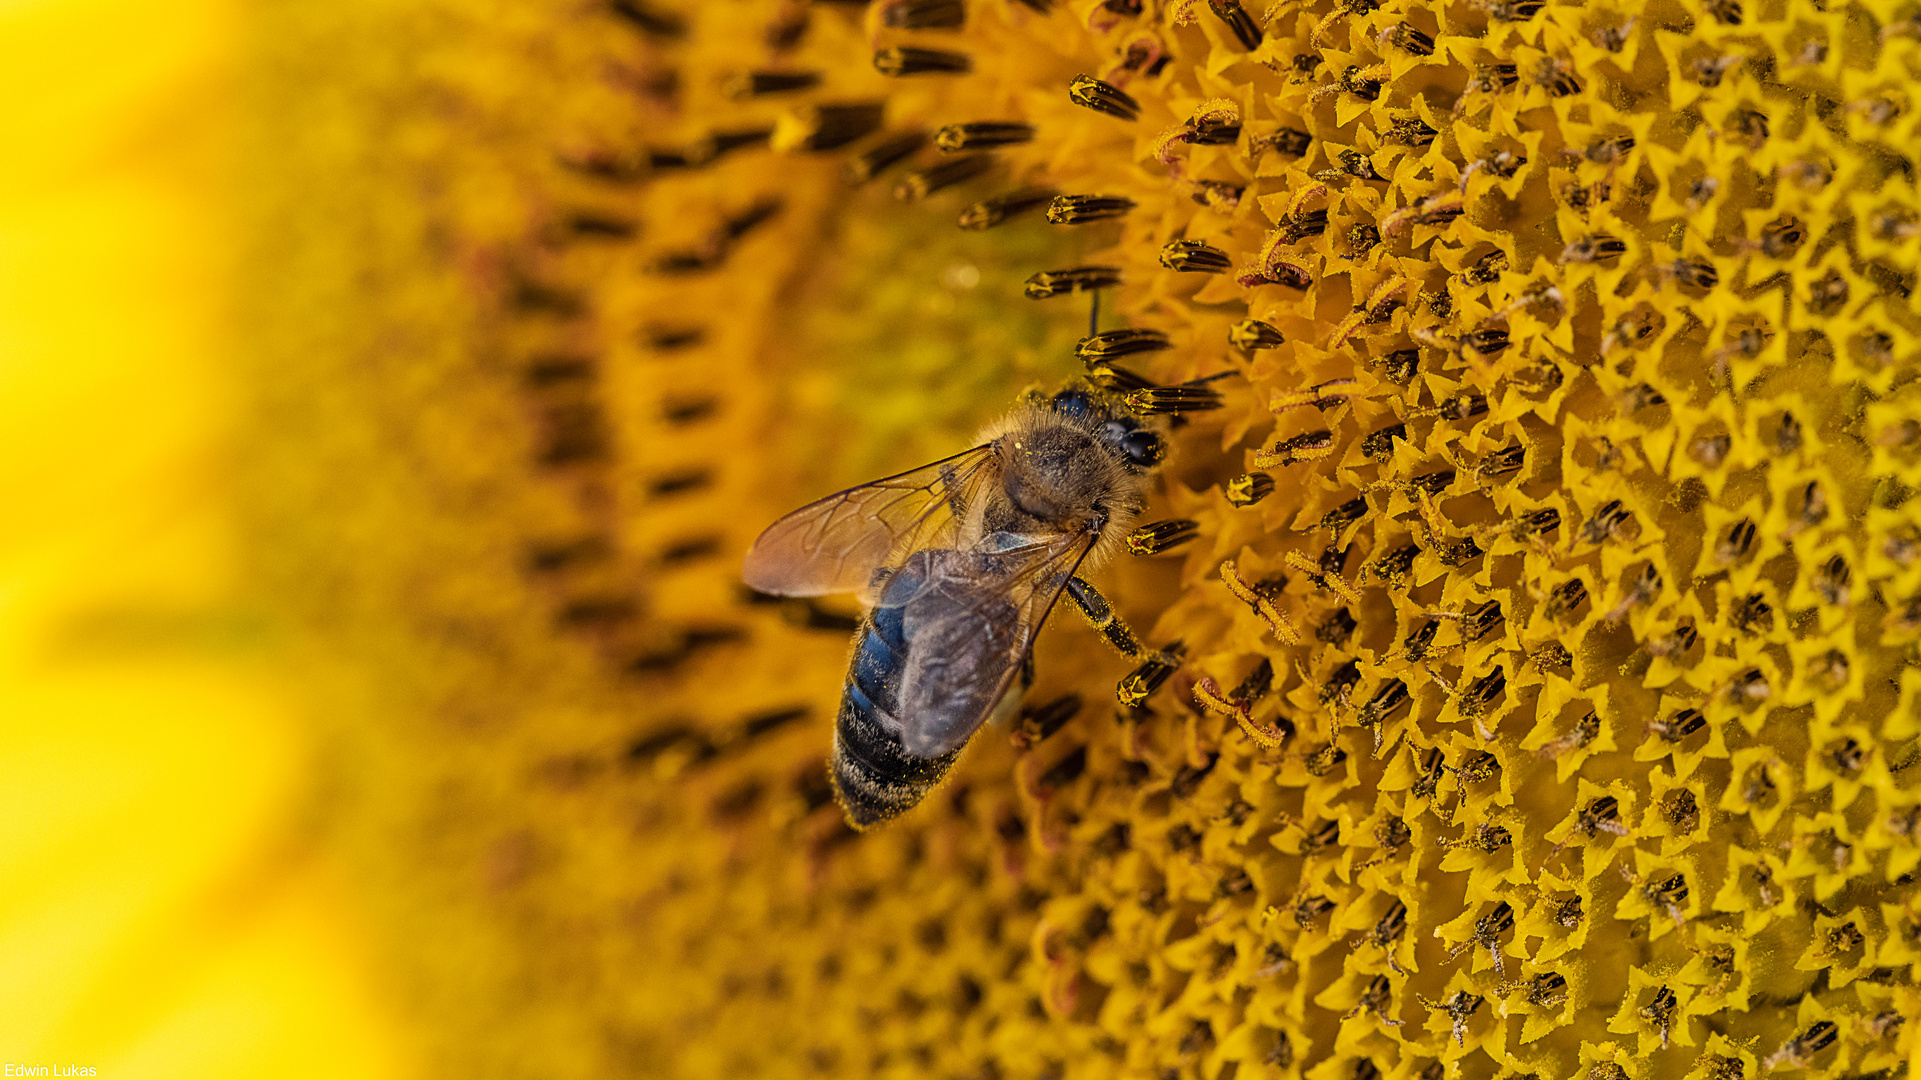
[742,444,1003,599]
[892,532,1098,758]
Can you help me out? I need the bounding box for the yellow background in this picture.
[0,0,412,1073]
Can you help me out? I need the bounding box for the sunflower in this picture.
[163,0,1921,1075]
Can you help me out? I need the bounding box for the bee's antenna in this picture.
[1088,287,1102,337]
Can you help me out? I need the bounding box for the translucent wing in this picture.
[742,445,1002,600]
[886,531,1097,758]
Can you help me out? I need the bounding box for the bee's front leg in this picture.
[1065,576,1148,658]
[1066,577,1186,707]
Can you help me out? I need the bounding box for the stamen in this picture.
[1123,385,1224,415]
[874,47,973,76]
[1047,194,1137,224]
[1224,473,1275,507]
[1068,75,1142,120]
[772,103,885,152]
[957,187,1056,230]
[723,71,823,99]
[1229,320,1284,350]
[894,155,992,200]
[882,0,966,28]
[1076,328,1171,363]
[1024,266,1123,298]
[1208,0,1263,49]
[842,131,929,184]
[1252,429,1335,467]
[1161,240,1233,273]
[1126,519,1200,556]
[935,122,1036,151]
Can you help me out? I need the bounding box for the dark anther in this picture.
[1266,429,1336,465]
[843,131,928,184]
[1339,149,1382,179]
[1464,328,1509,355]
[957,187,1056,230]
[1370,544,1418,582]
[1036,746,1088,792]
[1077,328,1170,363]
[1123,385,1224,416]
[724,70,822,98]
[1316,608,1358,644]
[1266,128,1311,156]
[1208,0,1263,49]
[1384,22,1433,54]
[1225,472,1276,507]
[1461,600,1504,641]
[1546,579,1588,620]
[1378,347,1416,382]
[1321,496,1369,533]
[1464,668,1506,709]
[611,0,685,38]
[935,122,1035,152]
[1126,519,1201,556]
[1161,240,1233,273]
[1671,257,1719,289]
[1280,208,1328,241]
[1048,194,1136,224]
[1563,234,1627,262]
[1580,500,1632,544]
[1516,507,1560,535]
[1186,112,1242,144]
[1024,266,1122,298]
[895,154,993,200]
[1068,75,1141,120]
[1229,319,1284,350]
[1760,216,1804,257]
[874,47,973,76]
[884,0,966,28]
[1360,423,1405,461]
[772,100,879,147]
[1228,660,1274,709]
[1653,708,1706,742]
[1482,444,1525,477]
[1360,680,1410,725]
[1389,116,1438,147]
[1117,642,1185,706]
[1409,468,1455,495]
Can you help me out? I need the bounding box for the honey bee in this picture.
[743,386,1169,828]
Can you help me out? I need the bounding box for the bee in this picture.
[743,385,1169,828]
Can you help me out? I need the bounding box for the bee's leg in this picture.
[1068,577,1186,707]
[1065,576,1147,659]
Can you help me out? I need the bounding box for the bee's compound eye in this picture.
[1051,389,1095,418]
[1120,430,1167,469]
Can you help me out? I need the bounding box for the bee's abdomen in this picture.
[830,606,958,828]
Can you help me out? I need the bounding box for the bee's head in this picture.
[1047,386,1167,473]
